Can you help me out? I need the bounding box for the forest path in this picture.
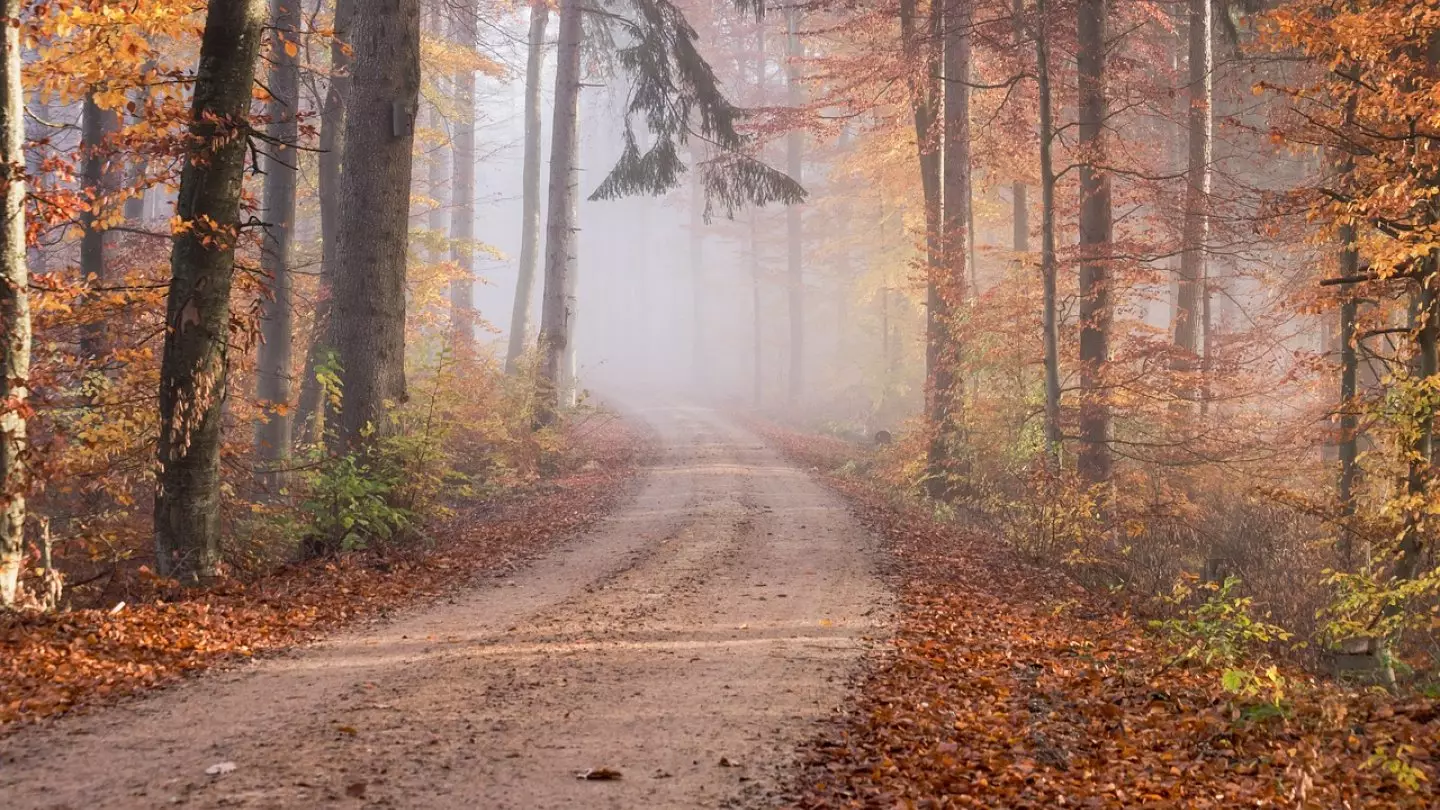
[1,404,889,809]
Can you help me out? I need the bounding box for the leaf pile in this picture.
[756,424,1439,809]
[1,416,646,729]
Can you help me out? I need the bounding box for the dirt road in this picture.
[0,405,889,809]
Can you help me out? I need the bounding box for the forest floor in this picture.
[0,404,889,809]
[756,423,1439,809]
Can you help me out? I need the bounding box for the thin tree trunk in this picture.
[750,20,765,409]
[1172,0,1210,409]
[256,0,301,486]
[426,5,449,261]
[1335,97,1361,565]
[1076,0,1113,485]
[331,0,421,447]
[784,7,804,407]
[451,0,478,350]
[505,1,550,373]
[79,95,119,361]
[0,0,29,605]
[690,159,705,391]
[751,210,763,409]
[534,0,581,426]
[294,0,355,443]
[926,0,972,499]
[154,0,267,584]
[1035,0,1062,463]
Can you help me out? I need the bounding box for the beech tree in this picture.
[294,0,355,443]
[450,0,480,349]
[1075,0,1112,485]
[505,1,550,373]
[255,0,302,483]
[330,0,422,445]
[154,0,267,583]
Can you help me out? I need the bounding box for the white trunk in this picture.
[0,0,29,605]
[505,1,550,372]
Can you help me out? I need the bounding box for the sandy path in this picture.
[0,405,888,809]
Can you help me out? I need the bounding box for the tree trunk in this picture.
[426,6,448,262]
[1035,0,1062,464]
[690,157,705,391]
[79,94,119,361]
[154,0,267,584]
[505,1,550,373]
[1172,0,1210,407]
[331,0,421,446]
[750,20,765,409]
[784,7,804,407]
[751,210,763,408]
[294,0,354,443]
[0,0,29,605]
[925,0,973,499]
[534,0,581,426]
[256,0,301,486]
[1076,0,1112,485]
[450,0,479,351]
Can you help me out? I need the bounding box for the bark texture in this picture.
[925,0,972,499]
[331,0,421,445]
[256,0,301,482]
[0,0,29,605]
[450,0,479,350]
[154,0,267,584]
[1076,0,1113,485]
[79,95,119,361]
[1172,0,1211,391]
[294,0,354,443]
[1035,0,1062,463]
[534,0,582,426]
[505,1,550,373]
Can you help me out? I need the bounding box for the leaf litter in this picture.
[755,423,1439,809]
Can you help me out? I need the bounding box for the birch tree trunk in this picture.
[331,0,421,446]
[505,1,550,373]
[925,0,972,499]
[294,0,354,443]
[450,0,479,350]
[256,0,301,485]
[784,7,804,406]
[0,0,30,605]
[1076,0,1113,485]
[534,0,581,426]
[154,0,267,584]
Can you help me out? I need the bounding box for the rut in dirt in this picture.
[0,405,890,810]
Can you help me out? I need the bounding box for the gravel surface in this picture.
[1,404,890,809]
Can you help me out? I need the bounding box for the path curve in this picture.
[0,405,889,809]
